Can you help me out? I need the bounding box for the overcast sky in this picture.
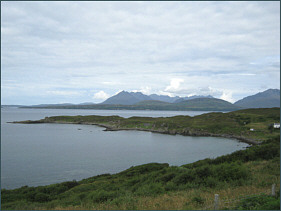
[1,1,280,105]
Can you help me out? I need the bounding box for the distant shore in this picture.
[10,120,260,145]
[11,108,280,146]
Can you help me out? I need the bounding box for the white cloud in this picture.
[46,91,82,96]
[165,78,184,92]
[93,91,109,100]
[220,91,235,103]
[1,1,279,104]
[114,90,124,95]
[158,90,175,97]
[132,86,152,95]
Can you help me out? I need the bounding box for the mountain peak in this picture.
[234,89,280,108]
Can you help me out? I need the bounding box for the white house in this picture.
[273,123,280,129]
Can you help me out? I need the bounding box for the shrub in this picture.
[216,162,250,182]
[156,172,177,183]
[236,193,280,210]
[26,191,37,202]
[91,190,118,203]
[173,171,195,185]
[135,183,164,196]
[34,193,49,203]
[164,181,178,191]
[205,176,218,188]
[194,166,212,179]
[192,196,205,205]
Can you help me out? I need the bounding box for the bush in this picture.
[62,180,79,189]
[173,171,195,185]
[135,183,164,196]
[34,193,49,203]
[236,193,280,210]
[156,172,177,183]
[194,166,212,179]
[205,176,218,188]
[164,181,178,191]
[192,196,205,205]
[91,190,118,203]
[216,162,250,182]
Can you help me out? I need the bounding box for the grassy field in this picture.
[4,108,280,210]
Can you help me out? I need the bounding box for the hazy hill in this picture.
[101,91,144,105]
[234,89,280,108]
[174,95,214,103]
[176,98,241,111]
[149,94,181,103]
[132,98,240,111]
[78,102,96,105]
[102,92,177,104]
[130,92,152,102]
[134,100,172,106]
[30,103,74,107]
[101,91,215,105]
[1,105,24,108]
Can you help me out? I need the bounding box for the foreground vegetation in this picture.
[15,107,280,142]
[1,135,280,210]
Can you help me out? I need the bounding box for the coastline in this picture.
[10,120,260,145]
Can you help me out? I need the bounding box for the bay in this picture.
[1,108,248,190]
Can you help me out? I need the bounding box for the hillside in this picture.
[234,89,280,108]
[174,95,214,103]
[101,91,215,105]
[101,91,142,105]
[130,92,152,102]
[176,98,240,111]
[134,100,172,106]
[149,94,180,103]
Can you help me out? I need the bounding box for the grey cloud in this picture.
[1,1,279,104]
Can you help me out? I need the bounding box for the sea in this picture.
[1,108,249,190]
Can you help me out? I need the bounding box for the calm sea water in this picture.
[1,108,248,190]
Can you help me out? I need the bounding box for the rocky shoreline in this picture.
[10,120,261,145]
[103,126,260,145]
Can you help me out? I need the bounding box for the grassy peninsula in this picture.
[14,107,280,144]
[3,108,280,210]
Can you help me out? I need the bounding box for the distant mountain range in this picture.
[101,91,151,105]
[3,89,279,111]
[101,91,214,105]
[234,89,280,108]
[101,89,279,109]
[18,98,240,111]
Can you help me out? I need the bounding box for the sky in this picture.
[1,1,280,105]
